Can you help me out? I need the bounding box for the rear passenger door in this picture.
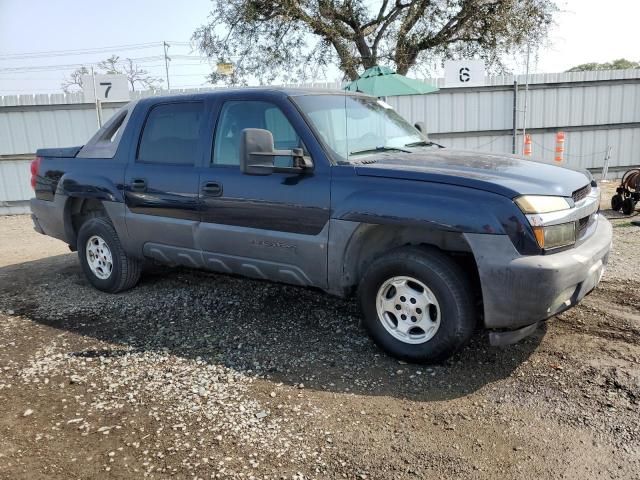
[124,101,205,258]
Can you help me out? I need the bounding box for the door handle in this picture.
[202,181,223,197]
[130,178,147,192]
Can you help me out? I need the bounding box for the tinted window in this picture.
[213,101,301,166]
[138,102,204,165]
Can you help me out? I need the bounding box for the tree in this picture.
[61,65,90,93]
[97,55,163,91]
[60,55,163,93]
[193,0,557,85]
[566,58,640,72]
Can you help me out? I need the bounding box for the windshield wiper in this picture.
[404,140,444,148]
[350,146,411,156]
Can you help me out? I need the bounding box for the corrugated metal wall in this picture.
[0,159,32,203]
[0,101,123,211]
[386,69,640,169]
[1,69,639,210]
[0,105,122,156]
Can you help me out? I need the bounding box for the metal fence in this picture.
[2,69,639,213]
[387,69,640,171]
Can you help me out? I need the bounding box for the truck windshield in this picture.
[293,94,428,163]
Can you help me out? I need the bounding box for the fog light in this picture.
[532,222,576,250]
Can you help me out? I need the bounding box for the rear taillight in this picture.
[30,156,42,189]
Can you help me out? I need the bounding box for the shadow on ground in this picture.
[0,252,542,402]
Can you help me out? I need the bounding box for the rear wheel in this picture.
[358,246,476,363]
[77,217,141,293]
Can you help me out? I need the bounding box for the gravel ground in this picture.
[0,183,638,479]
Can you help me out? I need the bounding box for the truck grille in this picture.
[577,215,590,239]
[572,184,592,203]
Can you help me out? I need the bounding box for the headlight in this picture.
[532,222,576,250]
[514,195,571,214]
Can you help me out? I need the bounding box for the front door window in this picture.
[212,100,303,167]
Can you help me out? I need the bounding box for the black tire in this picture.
[622,197,635,215]
[611,194,623,211]
[358,246,476,363]
[77,217,141,293]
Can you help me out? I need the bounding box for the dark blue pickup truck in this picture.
[30,88,612,362]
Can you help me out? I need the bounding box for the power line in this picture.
[0,71,208,81]
[0,56,212,75]
[0,56,168,73]
[0,40,215,94]
[0,42,200,62]
[0,42,164,60]
[164,41,193,46]
[169,73,212,77]
[171,55,211,61]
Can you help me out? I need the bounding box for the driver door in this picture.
[195,98,331,288]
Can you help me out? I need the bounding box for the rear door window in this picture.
[138,102,204,165]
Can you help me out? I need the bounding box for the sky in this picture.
[0,0,638,96]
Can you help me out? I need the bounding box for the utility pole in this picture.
[163,41,171,90]
[521,43,531,155]
[512,80,518,154]
[91,66,102,127]
[602,146,612,182]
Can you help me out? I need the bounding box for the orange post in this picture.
[523,134,532,156]
[555,131,565,163]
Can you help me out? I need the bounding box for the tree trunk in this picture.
[394,46,418,75]
[330,38,360,80]
[354,34,377,70]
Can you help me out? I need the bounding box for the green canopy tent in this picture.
[344,65,439,97]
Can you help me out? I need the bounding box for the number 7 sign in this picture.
[82,74,130,102]
[99,82,112,99]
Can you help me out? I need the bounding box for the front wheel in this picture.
[77,217,141,293]
[358,246,476,363]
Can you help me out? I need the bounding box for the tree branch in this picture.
[193,0,557,84]
[372,1,411,54]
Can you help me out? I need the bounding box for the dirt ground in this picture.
[0,183,638,479]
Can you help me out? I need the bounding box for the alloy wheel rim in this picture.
[86,235,113,280]
[375,275,441,344]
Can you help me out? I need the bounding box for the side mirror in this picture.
[240,128,312,175]
[240,128,275,175]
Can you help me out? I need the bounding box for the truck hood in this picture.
[353,149,591,198]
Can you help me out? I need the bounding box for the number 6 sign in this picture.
[444,60,485,88]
